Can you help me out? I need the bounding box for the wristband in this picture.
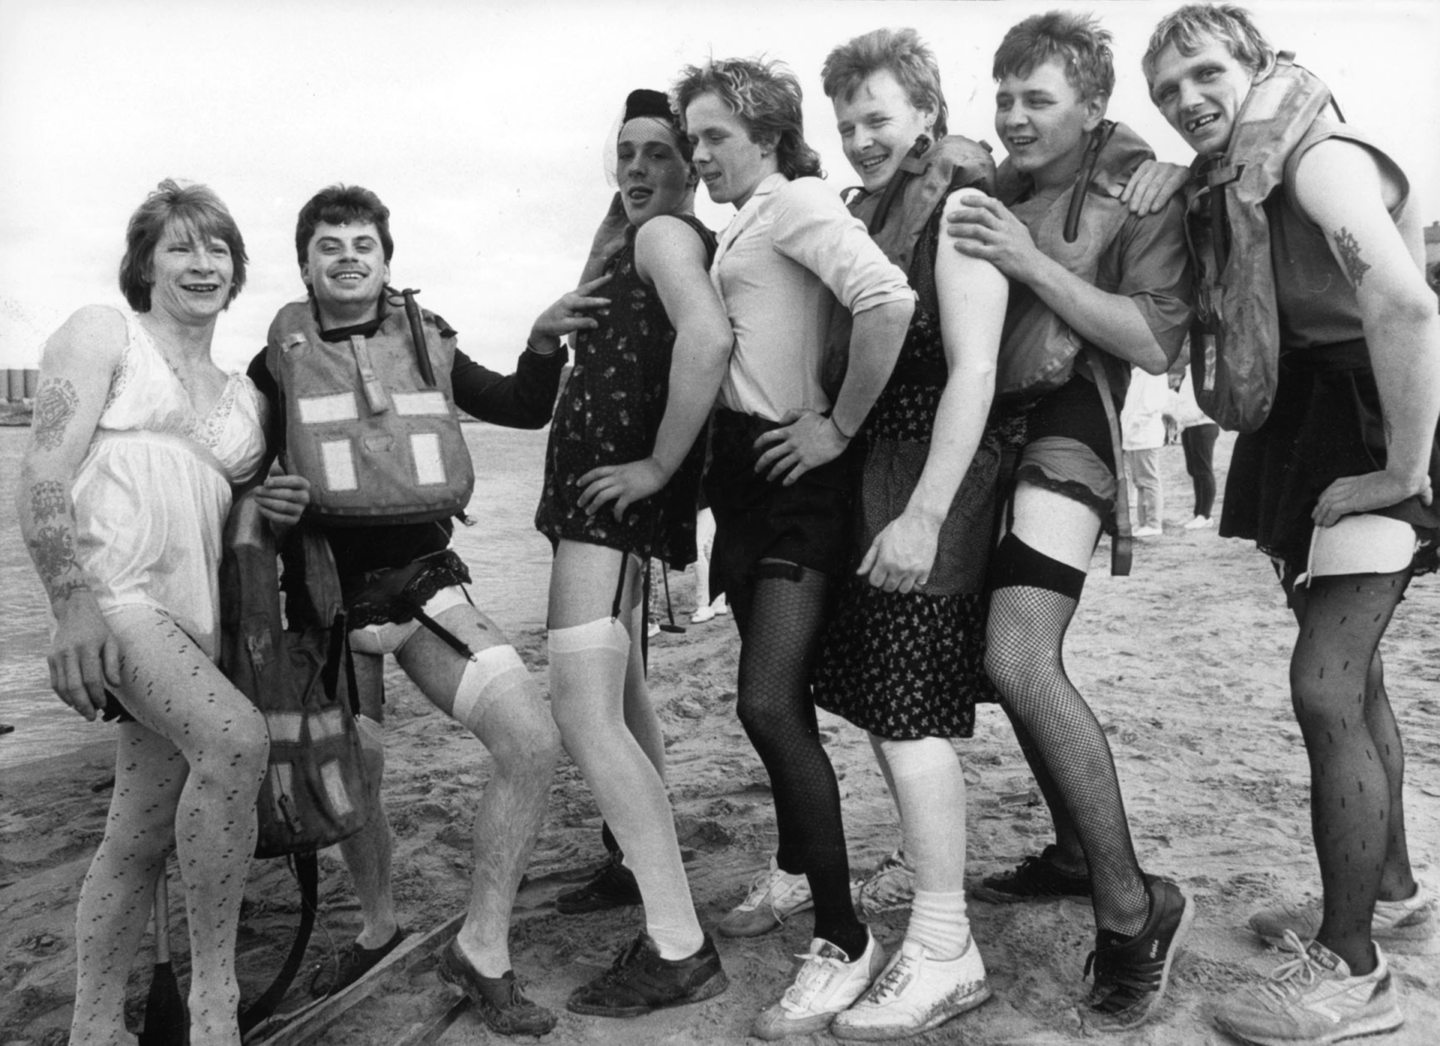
[526,338,558,357]
[829,414,856,442]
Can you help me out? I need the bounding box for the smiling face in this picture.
[146,220,234,324]
[994,57,1105,190]
[833,69,934,194]
[1148,35,1257,156]
[302,221,390,326]
[684,92,778,209]
[616,117,694,227]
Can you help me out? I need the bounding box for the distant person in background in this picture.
[533,87,734,1018]
[1121,367,1170,537]
[17,179,307,1046]
[1165,362,1219,529]
[1146,4,1440,1042]
[690,500,729,623]
[248,184,564,1036]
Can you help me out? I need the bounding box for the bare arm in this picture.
[15,305,126,719]
[1113,159,1192,216]
[578,216,733,519]
[946,194,1170,373]
[1295,140,1440,523]
[862,190,1008,592]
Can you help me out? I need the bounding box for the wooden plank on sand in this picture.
[244,913,464,1046]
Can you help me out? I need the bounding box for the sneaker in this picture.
[566,932,728,1017]
[1183,515,1214,530]
[691,606,717,624]
[1249,883,1438,956]
[1211,932,1403,1046]
[437,941,557,1036]
[555,852,642,914]
[852,850,916,916]
[315,927,407,997]
[752,931,886,1040]
[1133,525,1164,538]
[832,937,992,1041]
[971,845,1092,904]
[713,599,730,616]
[717,858,814,938]
[1082,875,1193,1031]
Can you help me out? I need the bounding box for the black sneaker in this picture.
[972,845,1092,904]
[437,940,558,1037]
[313,927,407,997]
[556,852,642,914]
[1082,875,1193,1031]
[567,933,728,1017]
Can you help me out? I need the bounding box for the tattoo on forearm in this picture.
[27,524,85,600]
[30,481,67,523]
[1334,227,1372,288]
[31,378,79,451]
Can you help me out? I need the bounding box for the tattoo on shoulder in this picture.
[30,481,67,523]
[1334,227,1372,288]
[31,378,80,451]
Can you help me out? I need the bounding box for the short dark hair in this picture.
[294,184,394,268]
[993,10,1115,102]
[672,57,823,181]
[118,179,248,312]
[1142,3,1274,88]
[821,28,949,140]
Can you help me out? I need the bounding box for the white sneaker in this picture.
[717,858,814,938]
[1132,525,1164,538]
[1250,882,1437,955]
[1212,932,1403,1046]
[831,937,992,1041]
[712,599,730,616]
[1183,515,1214,530]
[752,932,885,1039]
[691,606,716,624]
[851,850,916,916]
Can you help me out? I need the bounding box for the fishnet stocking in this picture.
[986,583,1148,937]
[730,562,865,957]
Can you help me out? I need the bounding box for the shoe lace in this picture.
[742,866,797,911]
[867,950,918,1005]
[1258,931,1324,1003]
[782,949,846,1009]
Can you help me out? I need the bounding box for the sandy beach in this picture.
[2,431,1437,1046]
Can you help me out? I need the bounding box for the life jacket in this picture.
[266,289,475,525]
[824,135,995,393]
[1184,53,1340,433]
[994,120,1155,400]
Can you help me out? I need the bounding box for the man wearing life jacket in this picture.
[945,11,1194,1032]
[247,184,573,1036]
[1144,5,1440,1043]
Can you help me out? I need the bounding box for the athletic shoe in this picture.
[1183,515,1215,530]
[317,927,407,996]
[832,936,992,1041]
[1249,883,1438,955]
[437,941,557,1036]
[971,845,1092,904]
[752,931,885,1039]
[717,858,814,938]
[1133,525,1164,538]
[1211,932,1403,1046]
[1082,875,1193,1031]
[691,606,717,624]
[851,850,916,916]
[566,932,728,1017]
[713,600,730,616]
[555,851,642,914]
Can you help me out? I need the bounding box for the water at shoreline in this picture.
[0,424,553,768]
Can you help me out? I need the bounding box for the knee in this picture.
[493,706,561,782]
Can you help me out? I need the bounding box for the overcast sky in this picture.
[2,0,1436,373]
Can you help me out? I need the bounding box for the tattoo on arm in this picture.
[27,524,88,603]
[31,378,80,452]
[1334,227,1372,288]
[30,481,68,523]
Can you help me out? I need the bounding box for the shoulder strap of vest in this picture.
[393,287,437,388]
